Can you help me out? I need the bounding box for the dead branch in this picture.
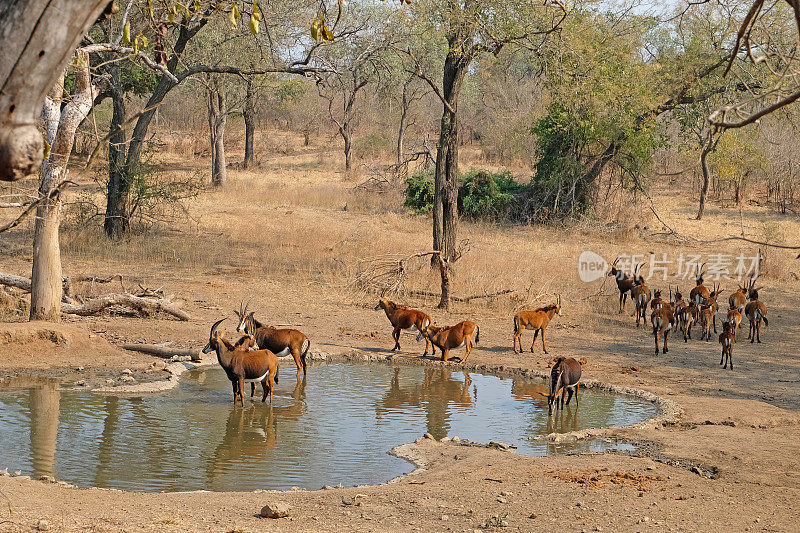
[121,343,200,361]
[0,181,75,233]
[407,288,514,303]
[61,293,189,320]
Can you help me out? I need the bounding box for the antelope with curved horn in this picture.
[202,319,279,406]
[512,295,561,354]
[651,304,674,355]
[689,263,711,306]
[375,297,433,355]
[745,278,768,343]
[729,283,748,321]
[703,282,723,334]
[234,300,310,379]
[607,258,637,313]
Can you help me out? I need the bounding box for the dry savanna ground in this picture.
[1,131,799,531]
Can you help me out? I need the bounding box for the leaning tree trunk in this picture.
[243,79,255,169]
[31,51,94,321]
[343,126,353,172]
[104,61,129,238]
[207,81,227,186]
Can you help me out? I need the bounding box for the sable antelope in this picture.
[726,306,743,331]
[672,286,688,321]
[744,280,768,343]
[631,278,651,328]
[417,321,479,363]
[235,301,310,379]
[202,319,279,406]
[699,304,714,341]
[719,321,736,370]
[539,356,586,416]
[689,263,711,305]
[651,305,674,355]
[374,297,432,355]
[608,259,637,313]
[512,295,561,354]
[650,289,664,311]
[679,302,699,342]
[729,284,748,319]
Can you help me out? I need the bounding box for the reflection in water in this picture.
[377,368,472,439]
[0,364,658,492]
[29,383,59,478]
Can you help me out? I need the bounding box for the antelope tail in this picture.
[758,310,768,327]
[513,316,518,335]
[475,325,480,345]
[301,338,310,371]
[274,366,279,384]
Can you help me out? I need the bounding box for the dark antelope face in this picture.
[554,294,562,316]
[203,318,227,353]
[234,298,253,333]
[416,325,440,342]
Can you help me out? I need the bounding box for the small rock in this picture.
[120,375,136,383]
[496,497,507,504]
[38,475,55,483]
[440,436,450,442]
[451,436,460,442]
[0,468,7,476]
[260,501,291,519]
[75,380,86,387]
[575,501,583,507]
[75,366,84,372]
[12,470,21,477]
[105,379,114,385]
[529,513,538,519]
[121,369,133,376]
[440,515,449,521]
[36,519,50,531]
[595,527,602,531]
[500,491,513,497]
[424,433,434,440]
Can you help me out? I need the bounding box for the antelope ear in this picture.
[578,357,587,365]
[547,357,558,368]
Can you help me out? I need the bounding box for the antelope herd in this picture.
[610,259,769,370]
[202,252,768,415]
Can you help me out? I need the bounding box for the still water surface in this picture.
[0,364,658,492]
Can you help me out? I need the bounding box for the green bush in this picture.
[404,169,435,214]
[404,168,526,220]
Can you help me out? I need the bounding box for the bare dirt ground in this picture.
[1,132,799,531]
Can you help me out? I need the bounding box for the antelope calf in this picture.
[540,356,586,416]
[729,284,748,318]
[631,272,651,327]
[235,301,310,379]
[202,319,279,406]
[608,259,637,313]
[699,305,714,341]
[417,321,479,363]
[375,297,432,355]
[651,306,674,355]
[719,321,736,370]
[512,295,561,354]
[745,281,768,343]
[726,306,742,331]
[679,302,699,342]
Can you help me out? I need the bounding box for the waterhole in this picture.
[0,363,658,492]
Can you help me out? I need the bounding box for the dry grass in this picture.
[3,127,800,327]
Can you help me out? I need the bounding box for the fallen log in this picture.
[61,293,190,321]
[407,288,514,303]
[122,343,201,361]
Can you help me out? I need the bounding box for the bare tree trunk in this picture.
[243,79,255,169]
[344,128,352,172]
[397,79,412,168]
[697,140,712,220]
[104,61,129,238]
[0,0,109,182]
[31,51,94,321]
[208,80,227,186]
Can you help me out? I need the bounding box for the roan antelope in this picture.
[202,319,279,406]
[689,263,711,305]
[417,321,479,363]
[512,295,561,354]
[744,280,768,343]
[234,301,310,379]
[608,259,637,313]
[375,297,433,355]
[539,356,586,416]
[719,321,736,370]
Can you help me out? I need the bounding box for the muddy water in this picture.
[0,364,658,492]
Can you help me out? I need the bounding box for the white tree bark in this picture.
[30,50,96,321]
